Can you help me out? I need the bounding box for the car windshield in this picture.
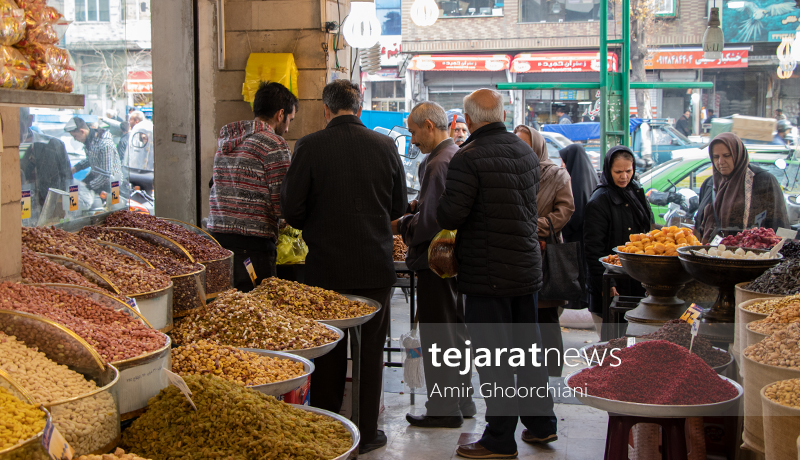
[547,133,573,147]
[639,158,682,184]
[662,125,690,144]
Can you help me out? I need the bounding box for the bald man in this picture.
[437,89,558,459]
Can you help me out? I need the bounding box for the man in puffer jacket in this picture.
[437,89,558,459]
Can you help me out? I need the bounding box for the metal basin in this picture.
[578,341,734,374]
[600,257,626,275]
[240,349,314,396]
[281,323,345,360]
[317,295,382,329]
[289,404,360,460]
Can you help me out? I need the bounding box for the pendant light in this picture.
[411,0,438,26]
[702,7,724,60]
[342,1,381,49]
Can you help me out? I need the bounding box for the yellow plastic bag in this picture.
[428,229,458,278]
[242,53,298,104]
[276,225,307,265]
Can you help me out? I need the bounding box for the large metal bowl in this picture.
[599,257,626,275]
[239,349,314,396]
[564,369,743,417]
[282,323,345,360]
[316,295,382,329]
[578,341,734,374]
[612,249,693,286]
[289,404,360,460]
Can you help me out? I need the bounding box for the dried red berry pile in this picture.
[569,340,738,405]
[720,227,781,249]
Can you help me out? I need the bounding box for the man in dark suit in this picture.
[281,79,408,454]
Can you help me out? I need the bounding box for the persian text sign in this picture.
[511,53,618,73]
[409,55,512,72]
[645,50,748,69]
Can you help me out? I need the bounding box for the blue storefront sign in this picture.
[722,0,800,43]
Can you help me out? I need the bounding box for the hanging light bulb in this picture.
[702,7,724,60]
[411,0,438,26]
[342,1,381,49]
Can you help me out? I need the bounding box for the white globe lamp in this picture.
[411,0,439,26]
[342,1,381,49]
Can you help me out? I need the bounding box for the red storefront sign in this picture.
[126,71,153,93]
[511,52,618,73]
[645,49,748,69]
[408,55,512,71]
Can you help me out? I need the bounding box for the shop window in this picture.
[654,0,677,17]
[371,80,405,112]
[376,0,401,35]
[75,0,111,22]
[519,0,612,23]
[436,0,503,18]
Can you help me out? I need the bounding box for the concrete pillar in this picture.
[0,108,21,282]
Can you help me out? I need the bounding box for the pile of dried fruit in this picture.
[615,227,700,255]
[720,227,782,249]
[250,278,376,320]
[602,254,621,266]
[0,386,46,450]
[747,260,800,295]
[120,375,352,460]
[764,378,800,409]
[744,322,800,369]
[742,294,800,314]
[695,244,775,260]
[76,449,153,460]
[393,235,408,261]
[172,340,306,386]
[748,302,800,335]
[20,247,126,301]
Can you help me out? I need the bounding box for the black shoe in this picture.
[359,430,387,454]
[406,413,464,428]
[460,400,477,418]
[521,430,558,444]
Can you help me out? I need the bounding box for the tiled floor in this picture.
[366,290,610,459]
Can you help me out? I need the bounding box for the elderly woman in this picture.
[695,132,789,243]
[514,125,574,377]
[584,146,653,334]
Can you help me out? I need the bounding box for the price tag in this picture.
[21,190,31,219]
[626,337,636,347]
[711,235,723,246]
[110,181,119,205]
[162,369,197,410]
[124,297,141,314]
[777,227,798,240]
[68,185,79,211]
[680,303,703,324]
[244,257,257,287]
[41,414,74,460]
[754,210,767,228]
[688,320,700,354]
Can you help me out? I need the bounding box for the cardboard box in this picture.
[731,115,776,142]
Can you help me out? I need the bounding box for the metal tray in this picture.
[599,257,626,275]
[289,404,360,460]
[239,349,314,396]
[316,294,382,329]
[578,341,734,374]
[282,323,345,360]
[564,369,743,418]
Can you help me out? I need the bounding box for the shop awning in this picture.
[408,55,512,72]
[645,49,748,69]
[126,71,153,93]
[511,52,618,73]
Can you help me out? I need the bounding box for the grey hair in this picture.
[409,101,448,131]
[129,110,146,122]
[463,89,504,124]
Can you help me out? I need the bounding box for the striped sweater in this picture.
[207,120,289,241]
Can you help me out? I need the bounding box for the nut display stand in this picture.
[239,349,314,397]
[34,253,122,294]
[161,218,234,298]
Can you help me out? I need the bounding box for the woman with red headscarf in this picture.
[695,132,788,243]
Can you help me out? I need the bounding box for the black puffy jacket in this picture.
[437,122,542,297]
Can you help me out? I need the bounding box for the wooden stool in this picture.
[604,413,687,460]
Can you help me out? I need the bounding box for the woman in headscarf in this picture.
[514,125,575,377]
[584,146,654,334]
[559,144,598,311]
[695,132,788,243]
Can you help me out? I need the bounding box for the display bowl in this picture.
[281,323,344,360]
[578,341,733,374]
[289,404,360,460]
[240,349,314,396]
[564,369,743,418]
[316,294,382,329]
[600,257,626,275]
[677,246,782,341]
[0,374,50,460]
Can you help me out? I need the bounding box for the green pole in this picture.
[622,0,630,147]
[600,0,608,157]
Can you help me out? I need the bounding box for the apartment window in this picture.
[654,0,677,17]
[75,0,110,22]
[519,0,611,23]
[371,80,406,112]
[436,1,503,18]
[376,0,401,35]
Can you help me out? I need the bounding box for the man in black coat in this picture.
[280,79,407,454]
[437,89,558,459]
[676,110,692,137]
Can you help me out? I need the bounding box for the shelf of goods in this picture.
[0,283,171,420]
[0,310,121,456]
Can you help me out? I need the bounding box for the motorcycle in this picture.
[647,186,699,228]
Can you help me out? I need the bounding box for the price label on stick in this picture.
[689,320,700,354]
[755,210,767,228]
[777,227,798,240]
[41,412,74,460]
[626,337,636,347]
[110,181,119,205]
[244,258,257,287]
[680,303,703,324]
[163,369,197,410]
[21,190,31,219]
[68,185,79,211]
[711,235,723,246]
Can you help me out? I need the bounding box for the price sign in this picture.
[711,235,723,246]
[777,227,798,240]
[41,414,74,460]
[244,258,257,287]
[21,190,31,219]
[754,210,767,228]
[162,369,197,410]
[111,181,119,205]
[688,320,700,354]
[626,337,636,347]
[680,303,703,324]
[68,185,79,211]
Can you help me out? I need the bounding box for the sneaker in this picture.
[456,441,518,459]
[520,430,558,444]
[359,430,387,454]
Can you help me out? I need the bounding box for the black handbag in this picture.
[540,217,585,302]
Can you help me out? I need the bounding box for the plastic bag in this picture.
[0,45,32,88]
[0,2,26,46]
[18,43,72,92]
[428,229,458,278]
[401,328,425,390]
[276,225,308,265]
[242,53,298,105]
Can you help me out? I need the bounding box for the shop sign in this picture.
[126,71,153,93]
[645,49,748,69]
[408,54,512,71]
[510,52,618,73]
[723,0,800,43]
[379,35,402,67]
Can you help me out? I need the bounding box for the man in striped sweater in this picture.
[208,81,298,292]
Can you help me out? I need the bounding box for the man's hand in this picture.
[610,287,619,297]
[409,199,419,213]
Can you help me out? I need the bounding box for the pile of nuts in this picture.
[749,301,800,334]
[764,378,800,409]
[393,235,407,261]
[744,322,800,369]
[171,289,339,351]
[0,283,167,362]
[22,227,171,295]
[742,294,800,314]
[0,333,119,455]
[121,375,352,460]
[0,386,46,450]
[250,278,376,320]
[77,449,153,460]
[172,340,306,386]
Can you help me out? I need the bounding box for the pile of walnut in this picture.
[250,277,376,320]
